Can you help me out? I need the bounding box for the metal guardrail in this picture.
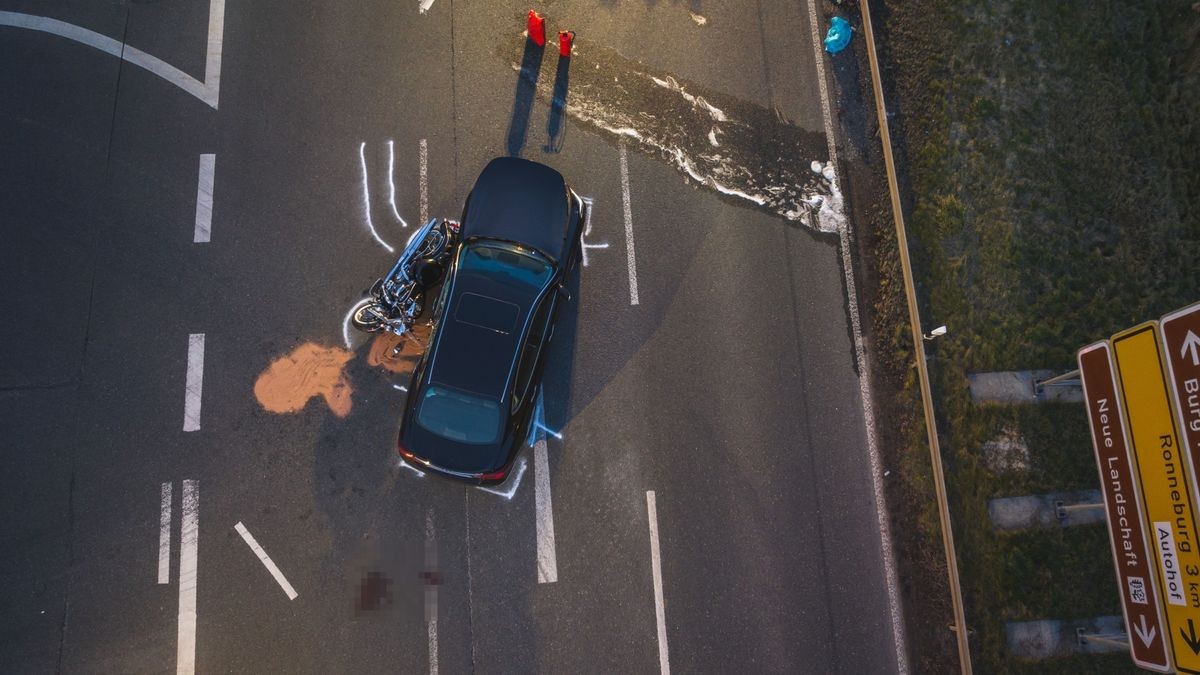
[855,2,974,672]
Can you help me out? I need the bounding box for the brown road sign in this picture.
[1113,322,1200,673]
[1163,302,1200,504]
[1079,341,1171,671]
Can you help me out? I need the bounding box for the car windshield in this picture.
[459,240,553,290]
[416,384,502,444]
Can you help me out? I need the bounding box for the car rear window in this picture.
[459,241,553,289]
[416,384,502,444]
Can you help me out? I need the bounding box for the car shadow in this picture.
[539,250,582,446]
[505,38,545,157]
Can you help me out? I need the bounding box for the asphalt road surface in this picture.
[0,1,905,673]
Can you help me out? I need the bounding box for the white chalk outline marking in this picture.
[193,154,215,243]
[0,0,224,109]
[176,480,199,675]
[183,334,205,432]
[419,139,429,225]
[360,142,396,253]
[647,491,670,675]
[159,482,172,584]
[531,392,558,583]
[476,456,527,500]
[804,1,907,672]
[579,197,609,268]
[234,522,298,600]
[618,143,640,305]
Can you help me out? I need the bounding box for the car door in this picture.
[511,291,556,414]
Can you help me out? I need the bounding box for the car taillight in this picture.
[479,469,506,482]
[398,444,416,461]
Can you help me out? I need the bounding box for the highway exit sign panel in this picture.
[1079,341,1171,671]
[1113,323,1200,674]
[1162,302,1200,513]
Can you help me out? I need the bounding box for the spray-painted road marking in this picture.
[193,154,215,242]
[398,458,426,478]
[531,392,558,583]
[159,482,173,584]
[477,456,527,500]
[176,480,199,675]
[0,0,224,108]
[424,511,439,675]
[234,522,298,600]
[393,384,408,392]
[579,197,609,268]
[803,0,906,670]
[646,491,670,675]
[359,142,396,253]
[419,139,429,224]
[183,334,205,432]
[387,141,410,228]
[618,143,640,305]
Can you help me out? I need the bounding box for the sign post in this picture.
[1112,322,1200,673]
[1079,341,1171,671]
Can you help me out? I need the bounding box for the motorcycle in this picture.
[351,217,460,339]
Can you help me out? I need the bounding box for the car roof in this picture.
[426,247,549,400]
[460,157,571,263]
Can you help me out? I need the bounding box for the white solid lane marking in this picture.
[360,142,396,253]
[176,480,199,675]
[0,1,224,108]
[159,482,172,584]
[193,154,215,243]
[804,1,907,671]
[387,141,409,228]
[646,491,670,675]
[234,522,298,600]
[532,393,557,584]
[425,510,439,675]
[618,143,640,305]
[419,139,429,224]
[183,334,205,432]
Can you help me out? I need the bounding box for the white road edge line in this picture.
[618,143,640,305]
[419,139,429,224]
[158,482,172,584]
[360,142,395,253]
[424,510,439,675]
[176,480,199,675]
[387,141,410,228]
[804,1,907,673]
[193,154,215,243]
[646,491,670,675]
[183,334,205,432]
[234,522,299,600]
[532,392,558,583]
[0,0,224,109]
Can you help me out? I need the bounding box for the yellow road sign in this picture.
[1113,322,1200,673]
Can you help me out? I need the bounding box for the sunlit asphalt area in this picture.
[0,1,903,673]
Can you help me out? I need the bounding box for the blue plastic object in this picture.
[824,16,852,54]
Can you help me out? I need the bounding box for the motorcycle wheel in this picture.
[351,302,387,333]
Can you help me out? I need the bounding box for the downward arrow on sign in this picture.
[1135,614,1157,648]
[1183,330,1200,366]
[1182,618,1200,655]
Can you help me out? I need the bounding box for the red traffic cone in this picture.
[558,30,575,57]
[527,10,546,47]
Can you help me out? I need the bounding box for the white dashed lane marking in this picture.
[193,154,215,243]
[159,482,172,584]
[619,143,640,305]
[176,480,199,675]
[182,334,205,432]
[647,491,670,675]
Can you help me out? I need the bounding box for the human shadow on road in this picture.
[505,38,545,157]
[544,54,571,153]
